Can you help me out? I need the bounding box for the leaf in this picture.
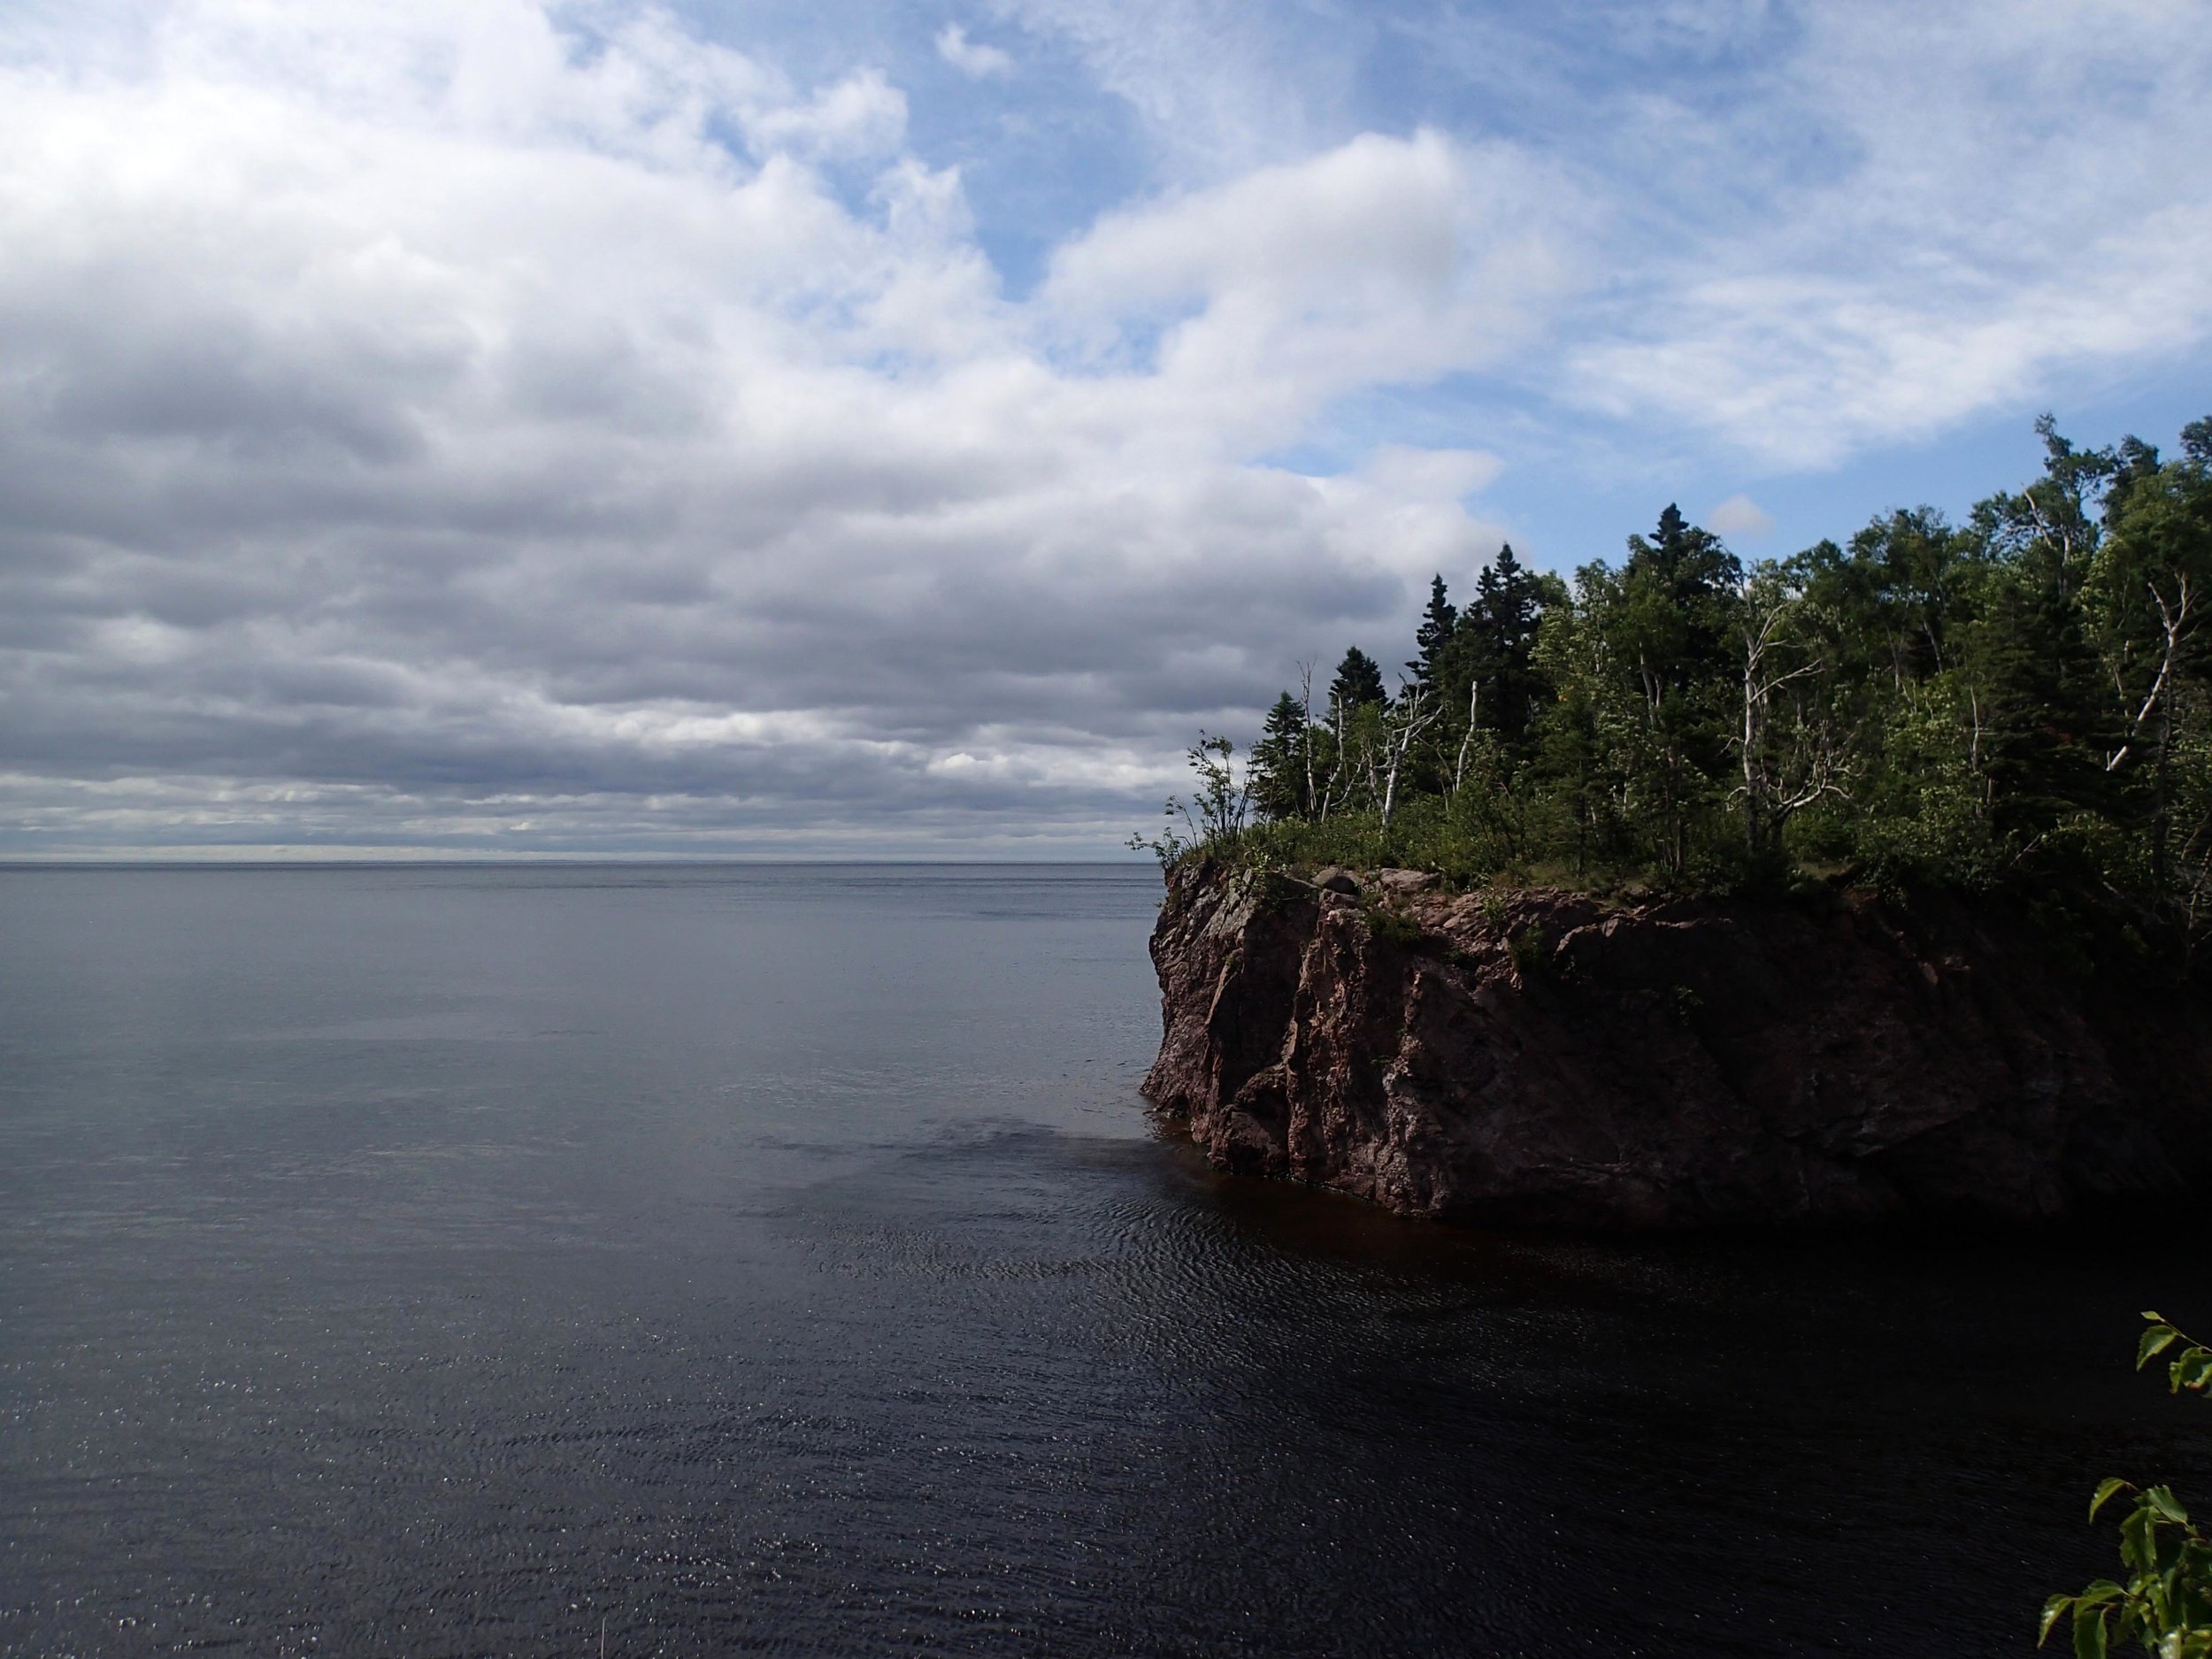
[2093,1478,2135,1520]
[2171,1348,2212,1394]
[2147,1487,2192,1527]
[2124,1507,2160,1571]
[2073,1600,2110,1659]
[2142,1325,2183,1367]
[2041,1595,2074,1646]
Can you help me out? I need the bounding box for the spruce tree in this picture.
[1249,691,1310,820]
[1468,543,1547,748]
[1409,574,1458,691]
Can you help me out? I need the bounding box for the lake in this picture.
[0,864,2205,1656]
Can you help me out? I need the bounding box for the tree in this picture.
[1978,413,2118,599]
[1448,543,1549,757]
[1732,560,1842,858]
[1249,691,1310,821]
[1808,508,1981,687]
[1329,646,1386,721]
[1526,580,1621,877]
[1962,567,2116,848]
[1187,412,2212,926]
[1377,680,1441,829]
[1127,733,1249,867]
[2088,434,2212,888]
[1409,574,1458,693]
[1589,508,1742,876]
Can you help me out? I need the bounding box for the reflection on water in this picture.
[0,864,2205,1657]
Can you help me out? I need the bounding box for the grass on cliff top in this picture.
[1158,802,2194,983]
[1165,797,1839,905]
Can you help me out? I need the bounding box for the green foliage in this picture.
[1182,414,2212,956]
[1128,733,1250,869]
[2040,1314,2212,1657]
[1506,923,1548,979]
[1363,902,1432,953]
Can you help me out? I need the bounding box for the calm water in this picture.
[0,864,2206,1659]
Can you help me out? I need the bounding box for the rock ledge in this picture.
[1141,858,2212,1228]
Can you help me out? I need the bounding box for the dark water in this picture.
[0,864,2205,1659]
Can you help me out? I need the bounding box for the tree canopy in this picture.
[1210,413,2212,966]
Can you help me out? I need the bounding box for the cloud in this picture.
[935,23,1014,80]
[0,2,1524,856]
[989,0,1356,176]
[1706,494,1775,539]
[1041,129,1571,433]
[1,0,2204,856]
[1555,0,2212,465]
[747,66,909,159]
[1033,0,2212,470]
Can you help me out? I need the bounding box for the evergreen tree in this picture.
[1964,572,2115,847]
[1463,543,1548,749]
[1249,691,1310,821]
[1409,574,1458,692]
[1328,646,1386,722]
[1601,509,1741,874]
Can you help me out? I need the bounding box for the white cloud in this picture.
[935,23,1014,80]
[1005,0,2212,471]
[1557,0,2212,465]
[748,66,908,159]
[1357,446,1505,502]
[1707,494,1775,539]
[1041,129,1571,439]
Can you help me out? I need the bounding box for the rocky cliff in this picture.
[1141,857,2212,1229]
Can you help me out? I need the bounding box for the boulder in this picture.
[1371,868,1441,896]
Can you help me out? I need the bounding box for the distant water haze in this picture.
[0,864,2206,1655]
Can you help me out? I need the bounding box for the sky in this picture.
[2,0,2208,859]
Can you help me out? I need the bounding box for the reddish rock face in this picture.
[1141,858,2212,1229]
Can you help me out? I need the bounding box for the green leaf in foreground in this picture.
[2045,1318,2211,1654]
[2141,1325,2181,1368]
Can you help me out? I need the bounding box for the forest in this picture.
[1146,415,2212,961]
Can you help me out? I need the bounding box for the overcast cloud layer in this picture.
[3,0,2208,856]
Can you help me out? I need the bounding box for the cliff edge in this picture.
[1141,858,2212,1229]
